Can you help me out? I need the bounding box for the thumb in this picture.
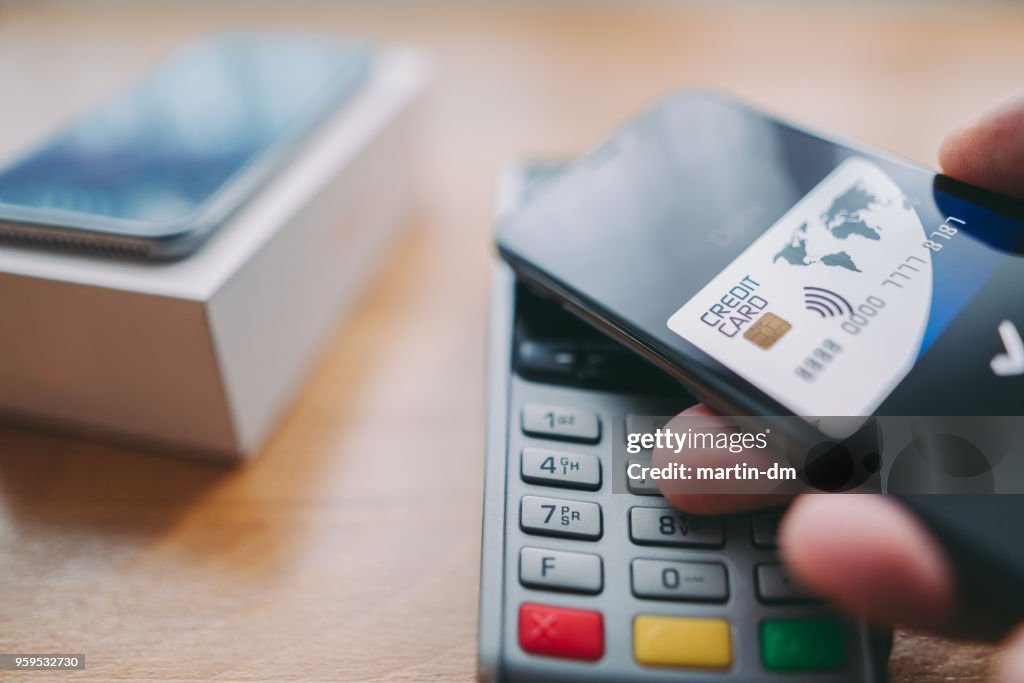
[994,624,1024,683]
[939,90,1024,199]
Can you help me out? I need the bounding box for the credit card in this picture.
[667,157,934,417]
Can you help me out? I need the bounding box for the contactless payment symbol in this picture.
[802,286,853,319]
[743,312,791,350]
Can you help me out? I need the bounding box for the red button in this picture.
[518,603,604,661]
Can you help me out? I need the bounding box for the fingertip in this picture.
[780,495,955,630]
[938,90,1024,199]
[994,625,1024,683]
[937,122,976,182]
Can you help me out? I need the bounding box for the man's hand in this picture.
[655,406,956,630]
[657,91,1024,681]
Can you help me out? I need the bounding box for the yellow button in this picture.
[633,616,732,669]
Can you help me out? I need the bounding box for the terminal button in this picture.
[624,415,671,451]
[751,511,783,548]
[517,340,578,379]
[625,459,662,496]
[761,618,846,671]
[521,496,602,540]
[521,404,600,443]
[632,559,728,602]
[521,448,601,490]
[519,603,604,661]
[520,547,603,594]
[756,563,812,603]
[633,615,732,669]
[629,507,724,548]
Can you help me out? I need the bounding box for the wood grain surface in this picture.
[1,2,1022,680]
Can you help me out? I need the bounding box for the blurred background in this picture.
[1,1,1022,680]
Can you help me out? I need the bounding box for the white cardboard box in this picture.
[0,48,429,462]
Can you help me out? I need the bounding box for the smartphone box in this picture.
[0,48,429,462]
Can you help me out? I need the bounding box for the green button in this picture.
[761,618,846,671]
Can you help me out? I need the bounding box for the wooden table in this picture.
[1,3,1021,680]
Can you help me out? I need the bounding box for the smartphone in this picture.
[0,33,371,259]
[497,90,1024,434]
[480,163,890,682]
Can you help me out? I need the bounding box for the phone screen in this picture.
[498,91,1024,418]
[0,34,369,235]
